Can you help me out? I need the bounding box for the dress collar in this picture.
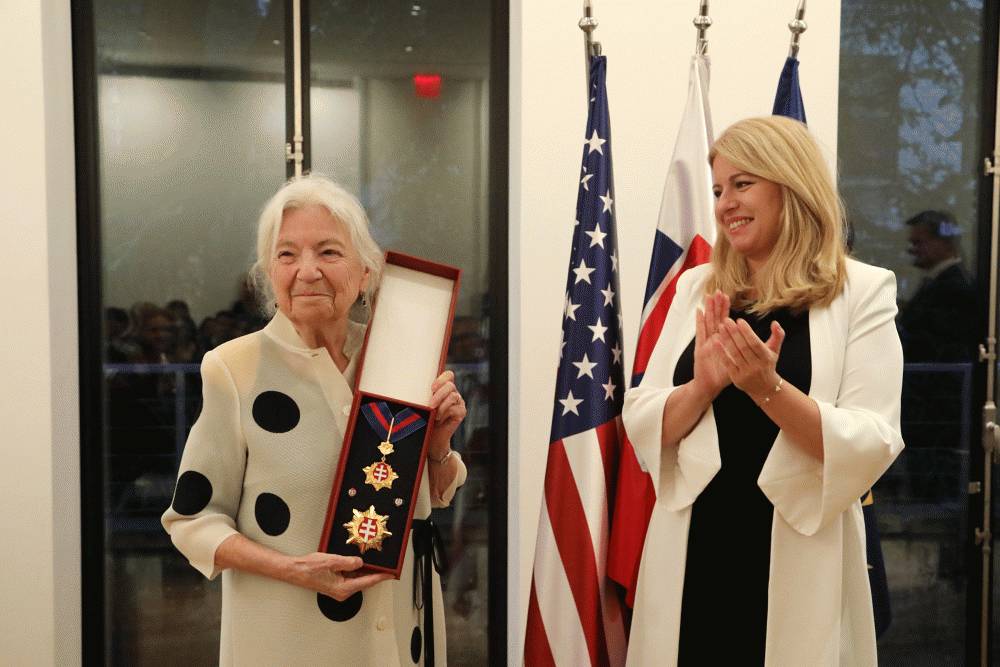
[262,310,365,362]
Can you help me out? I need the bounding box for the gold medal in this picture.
[363,460,399,491]
[344,505,392,554]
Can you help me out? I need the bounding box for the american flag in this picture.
[607,54,715,606]
[524,55,626,667]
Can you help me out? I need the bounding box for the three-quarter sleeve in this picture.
[161,350,247,578]
[430,451,468,508]
[622,267,721,510]
[759,269,905,536]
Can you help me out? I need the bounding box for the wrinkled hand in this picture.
[427,370,467,455]
[288,553,392,601]
[693,291,733,400]
[715,316,785,402]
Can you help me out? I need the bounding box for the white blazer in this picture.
[623,259,904,667]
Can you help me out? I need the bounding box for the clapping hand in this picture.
[714,315,785,404]
[693,291,733,400]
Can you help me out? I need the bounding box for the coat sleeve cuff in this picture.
[165,514,239,579]
[623,386,721,511]
[759,400,903,536]
[430,451,467,508]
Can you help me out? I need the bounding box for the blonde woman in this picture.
[623,116,903,666]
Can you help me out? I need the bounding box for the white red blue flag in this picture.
[607,54,715,606]
[524,55,626,667]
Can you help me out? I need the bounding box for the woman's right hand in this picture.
[692,290,732,401]
[287,552,393,601]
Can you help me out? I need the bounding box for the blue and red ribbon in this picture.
[361,401,426,442]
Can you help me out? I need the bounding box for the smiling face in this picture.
[270,204,370,331]
[712,155,785,273]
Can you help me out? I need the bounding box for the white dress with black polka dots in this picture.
[162,311,466,666]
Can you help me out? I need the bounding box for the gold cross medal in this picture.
[359,401,427,492]
[363,459,399,491]
[344,505,392,554]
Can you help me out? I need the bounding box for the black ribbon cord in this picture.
[411,519,448,666]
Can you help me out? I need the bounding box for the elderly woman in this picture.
[623,117,904,666]
[162,175,467,665]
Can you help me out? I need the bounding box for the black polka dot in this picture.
[171,470,212,516]
[252,391,300,433]
[254,493,290,536]
[410,625,422,663]
[317,592,363,622]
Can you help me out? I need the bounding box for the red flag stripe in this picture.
[606,438,656,604]
[544,439,611,667]
[525,579,558,667]
[632,234,712,378]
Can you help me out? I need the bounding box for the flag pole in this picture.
[579,1,602,94]
[787,0,807,59]
[693,1,712,56]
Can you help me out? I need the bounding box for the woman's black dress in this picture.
[672,307,811,665]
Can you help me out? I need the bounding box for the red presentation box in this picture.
[319,251,461,577]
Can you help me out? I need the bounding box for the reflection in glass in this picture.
[95,0,286,662]
[838,1,984,663]
[310,2,493,662]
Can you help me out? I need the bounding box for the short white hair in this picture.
[249,174,383,319]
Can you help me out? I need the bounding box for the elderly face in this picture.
[712,155,784,272]
[270,204,370,329]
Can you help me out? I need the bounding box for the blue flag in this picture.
[773,56,891,638]
[772,56,807,123]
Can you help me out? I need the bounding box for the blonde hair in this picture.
[249,174,383,320]
[707,116,847,314]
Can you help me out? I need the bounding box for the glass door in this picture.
[88,1,287,662]
[838,1,998,663]
[75,0,505,663]
[307,3,495,662]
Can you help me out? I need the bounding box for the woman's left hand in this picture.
[427,370,466,457]
[715,317,786,404]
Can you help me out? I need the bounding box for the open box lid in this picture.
[354,251,461,406]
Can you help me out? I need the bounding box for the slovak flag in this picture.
[606,54,715,606]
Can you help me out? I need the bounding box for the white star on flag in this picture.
[572,258,596,285]
[581,173,593,191]
[559,390,583,416]
[585,223,607,249]
[601,283,615,307]
[572,353,598,379]
[565,293,580,321]
[611,342,622,365]
[600,190,614,213]
[588,317,608,343]
[602,379,617,401]
[584,129,606,155]
[610,251,618,272]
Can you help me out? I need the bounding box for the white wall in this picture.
[509,1,842,662]
[0,0,81,663]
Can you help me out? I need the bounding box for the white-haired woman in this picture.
[623,116,903,666]
[162,175,467,666]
